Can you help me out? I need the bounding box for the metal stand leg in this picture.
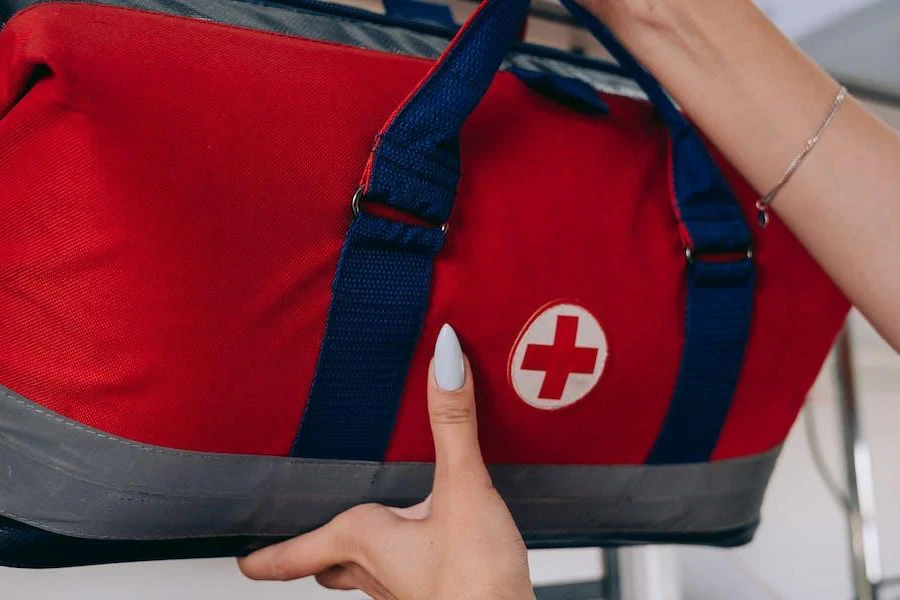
[603,549,622,600]
[534,548,622,600]
[531,549,620,600]
[530,547,683,600]
[835,325,883,600]
[618,547,682,600]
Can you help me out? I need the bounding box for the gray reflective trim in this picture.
[0,384,778,541]
[0,0,646,101]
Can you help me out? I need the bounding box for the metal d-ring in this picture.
[351,187,365,218]
[351,187,449,234]
[684,246,753,264]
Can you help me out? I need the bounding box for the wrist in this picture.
[580,0,745,39]
[579,0,760,75]
[579,0,690,32]
[579,0,843,211]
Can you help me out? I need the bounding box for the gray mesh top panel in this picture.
[0,0,647,100]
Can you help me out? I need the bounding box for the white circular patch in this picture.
[508,302,608,410]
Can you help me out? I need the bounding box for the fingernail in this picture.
[434,324,465,392]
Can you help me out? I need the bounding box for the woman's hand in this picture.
[238,325,535,600]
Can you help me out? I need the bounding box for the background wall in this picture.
[755,0,879,37]
[2,1,899,598]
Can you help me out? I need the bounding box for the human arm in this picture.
[581,0,900,349]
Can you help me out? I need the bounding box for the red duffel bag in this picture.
[0,0,848,567]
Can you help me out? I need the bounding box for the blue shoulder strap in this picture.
[559,0,754,463]
[291,0,531,460]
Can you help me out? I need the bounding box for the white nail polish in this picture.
[434,324,465,392]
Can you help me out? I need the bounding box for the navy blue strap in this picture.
[645,134,755,463]
[383,0,456,28]
[506,66,611,115]
[646,259,755,464]
[364,0,530,224]
[560,1,755,463]
[291,0,531,460]
[291,215,445,459]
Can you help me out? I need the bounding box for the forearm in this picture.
[586,0,900,348]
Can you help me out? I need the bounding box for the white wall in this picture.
[756,0,880,37]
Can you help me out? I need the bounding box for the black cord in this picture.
[803,402,851,510]
[805,398,900,599]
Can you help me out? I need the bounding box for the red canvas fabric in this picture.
[0,4,849,463]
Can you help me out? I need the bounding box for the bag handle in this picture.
[293,0,754,464]
[360,0,530,226]
[364,0,751,254]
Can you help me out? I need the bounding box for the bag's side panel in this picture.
[0,4,401,455]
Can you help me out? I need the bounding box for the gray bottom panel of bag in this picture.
[0,384,779,567]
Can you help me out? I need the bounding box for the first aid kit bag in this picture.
[0,0,848,567]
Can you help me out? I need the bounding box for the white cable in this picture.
[803,399,851,511]
[723,552,788,600]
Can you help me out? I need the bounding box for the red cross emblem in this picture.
[521,315,599,400]
[508,302,608,410]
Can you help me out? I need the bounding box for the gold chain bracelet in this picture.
[756,85,848,228]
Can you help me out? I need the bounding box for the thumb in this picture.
[429,324,490,489]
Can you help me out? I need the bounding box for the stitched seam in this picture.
[4,387,780,466]
[4,389,389,465]
[0,506,304,540]
[377,137,461,176]
[377,154,459,194]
